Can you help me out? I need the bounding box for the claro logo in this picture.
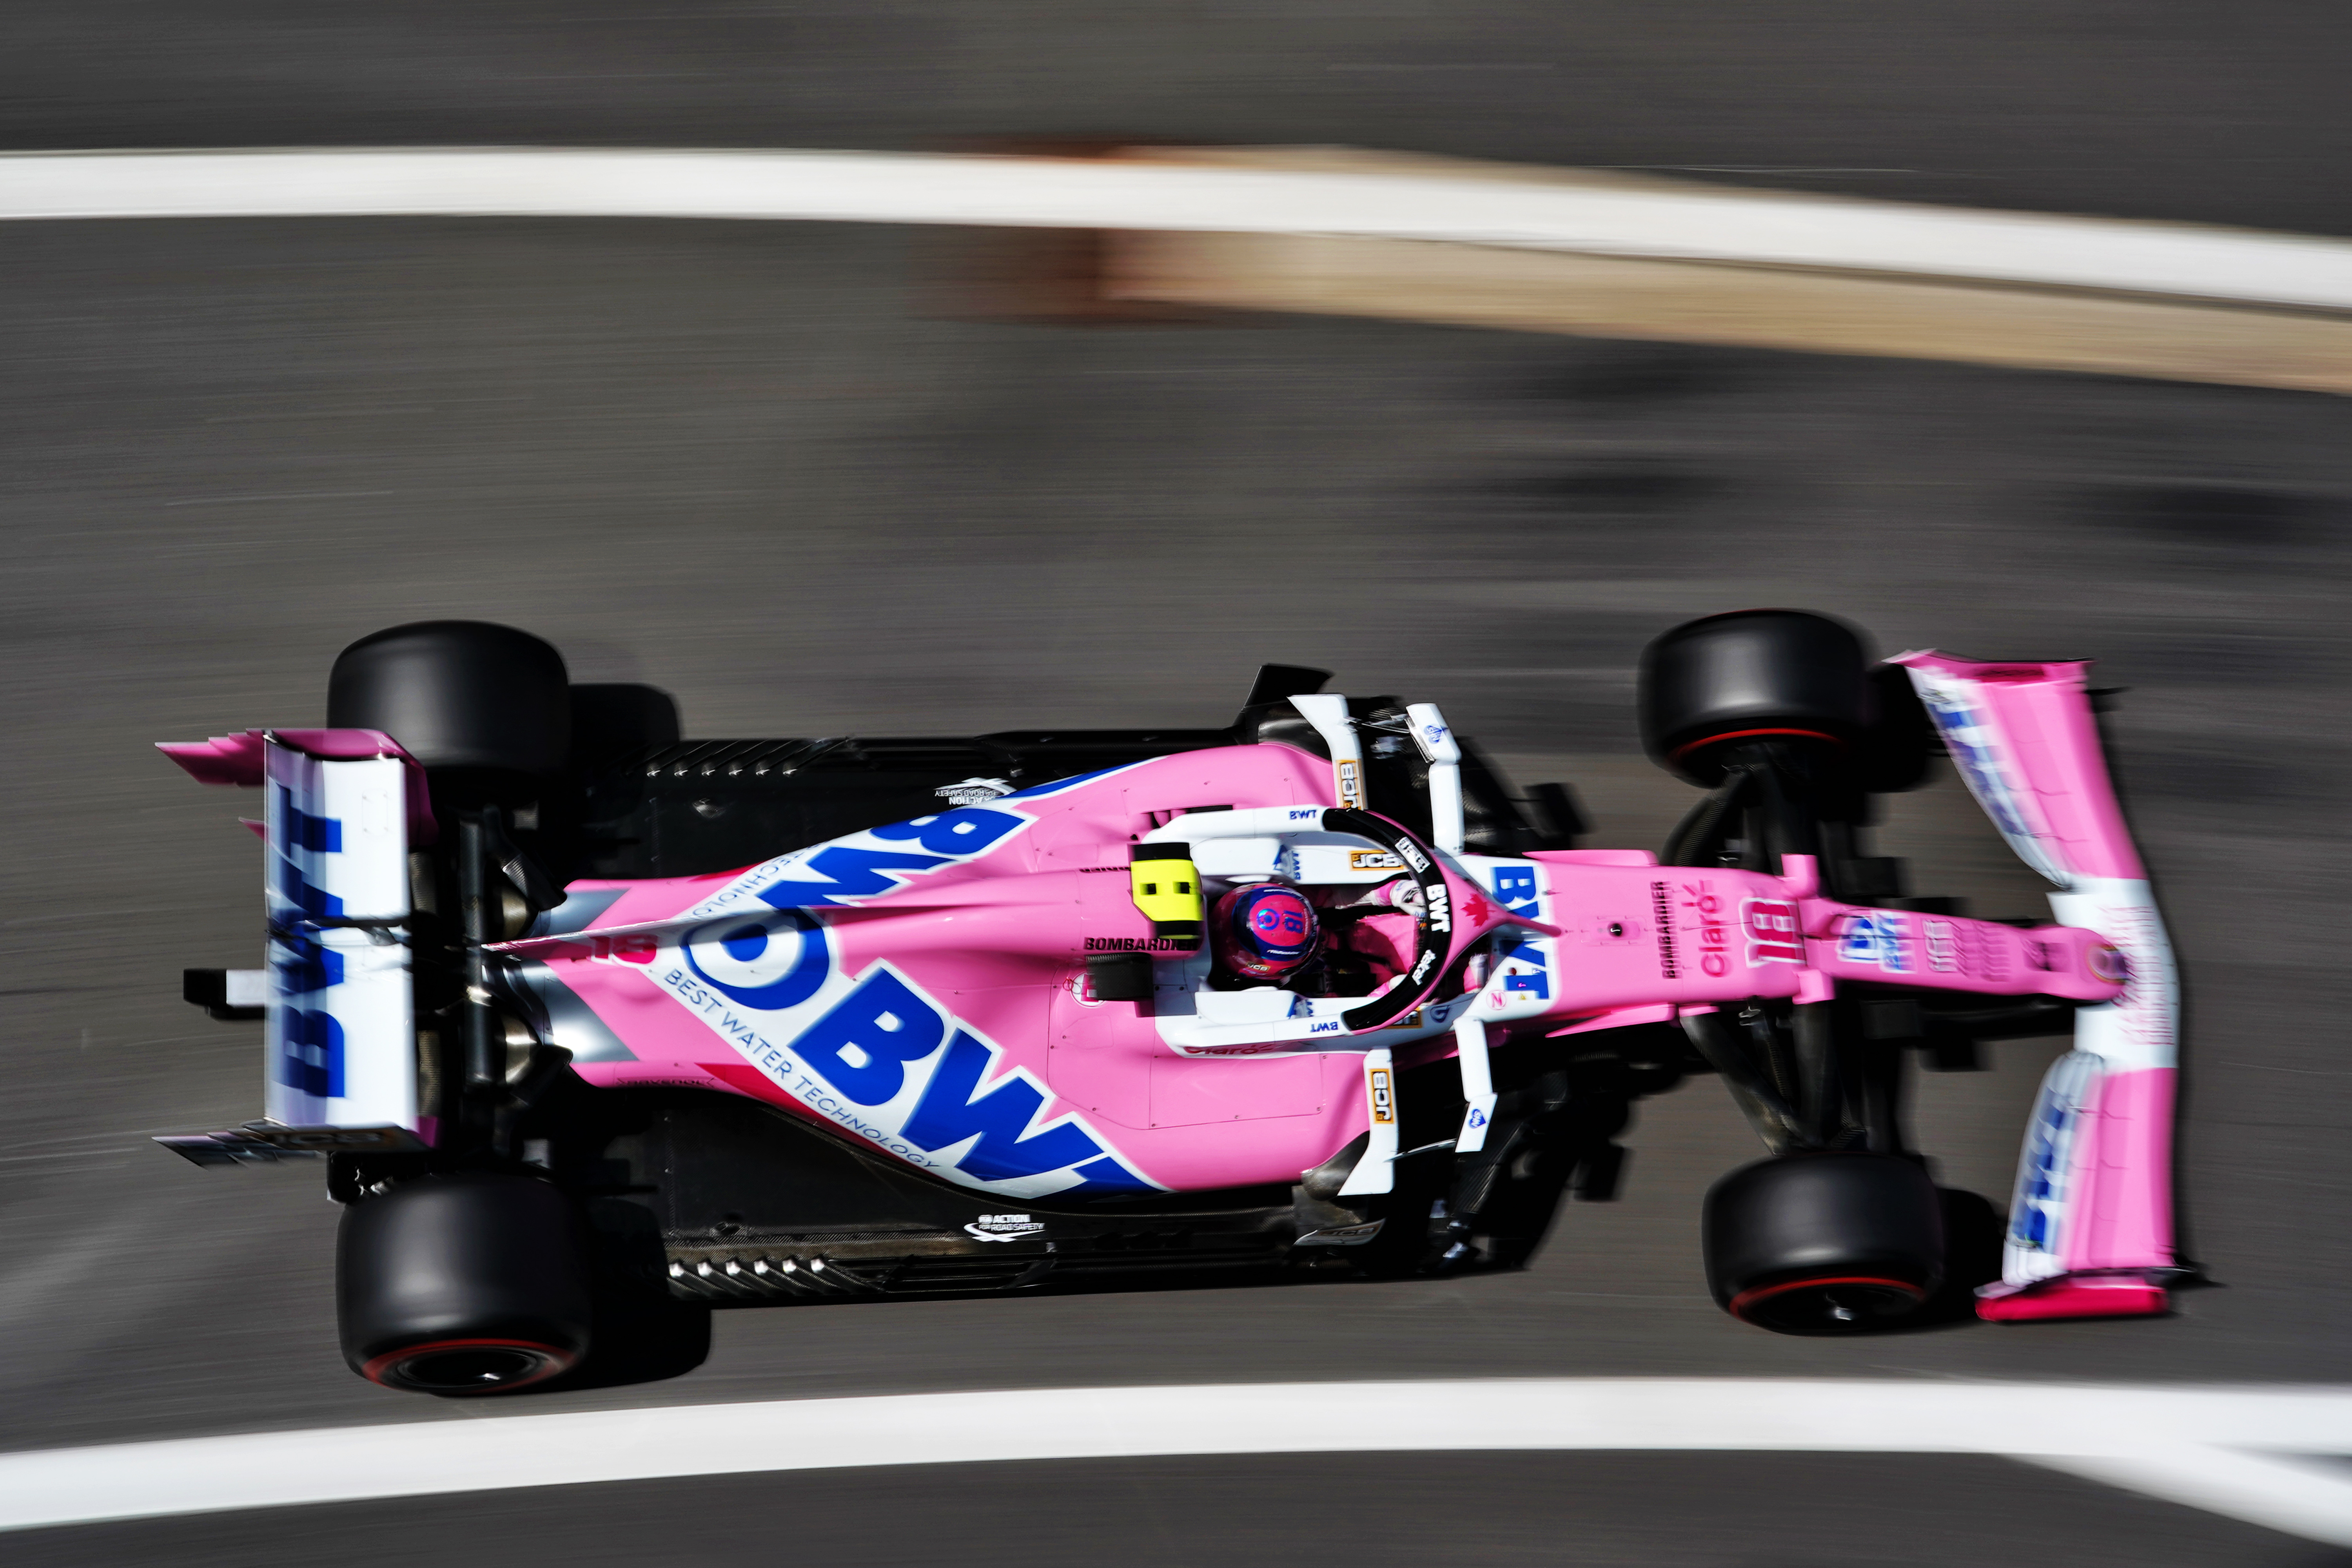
[1657,880,1753,978]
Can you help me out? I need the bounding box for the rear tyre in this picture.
[567,682,682,774]
[1639,610,1869,786]
[327,621,570,780]
[1702,1152,1945,1335]
[532,1195,713,1393]
[338,1171,593,1395]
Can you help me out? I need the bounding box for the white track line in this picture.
[4,148,2351,312]
[7,1379,2352,1543]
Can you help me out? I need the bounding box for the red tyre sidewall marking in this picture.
[362,1338,577,1390]
[1728,1274,1927,1321]
[1669,728,1844,764]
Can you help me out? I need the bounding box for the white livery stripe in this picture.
[2,149,2351,313]
[8,1380,2352,1544]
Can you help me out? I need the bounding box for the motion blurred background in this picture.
[3,4,2350,1564]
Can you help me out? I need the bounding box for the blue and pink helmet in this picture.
[1210,882,1320,980]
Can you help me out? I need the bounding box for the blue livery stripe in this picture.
[276,786,344,853]
[279,1007,345,1099]
[901,1031,1111,1181]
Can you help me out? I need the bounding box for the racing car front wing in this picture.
[1894,652,2182,1321]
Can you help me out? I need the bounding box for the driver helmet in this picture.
[1210,882,1320,980]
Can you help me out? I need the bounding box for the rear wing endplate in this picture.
[160,730,428,1142]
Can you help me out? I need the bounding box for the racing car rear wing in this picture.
[1892,653,2181,1320]
[158,730,432,1152]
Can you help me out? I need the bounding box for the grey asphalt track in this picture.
[5,6,2352,1564]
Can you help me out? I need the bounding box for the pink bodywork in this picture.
[159,729,438,844]
[1894,653,2178,1321]
[159,656,2176,1327]
[492,738,2124,1205]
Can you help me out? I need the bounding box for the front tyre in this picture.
[338,1172,593,1395]
[1638,609,1870,787]
[1702,1152,1945,1335]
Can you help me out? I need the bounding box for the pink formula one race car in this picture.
[160,610,2181,1394]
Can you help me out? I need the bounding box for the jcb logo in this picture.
[1367,1066,1396,1125]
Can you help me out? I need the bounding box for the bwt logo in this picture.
[1836,910,1912,974]
[1923,692,2038,846]
[275,935,344,995]
[787,967,1153,1194]
[271,786,349,920]
[279,1008,344,1099]
[1489,865,1540,920]
[2012,1097,2073,1250]
[693,806,1029,918]
[1488,864,1552,999]
[662,947,1157,1198]
[685,912,829,1011]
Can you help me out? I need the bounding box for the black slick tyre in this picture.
[1639,610,1870,786]
[567,682,682,773]
[1856,663,1935,793]
[327,621,570,779]
[338,1171,593,1395]
[1702,1152,1945,1335]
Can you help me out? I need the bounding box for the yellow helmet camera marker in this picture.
[1129,842,1203,947]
